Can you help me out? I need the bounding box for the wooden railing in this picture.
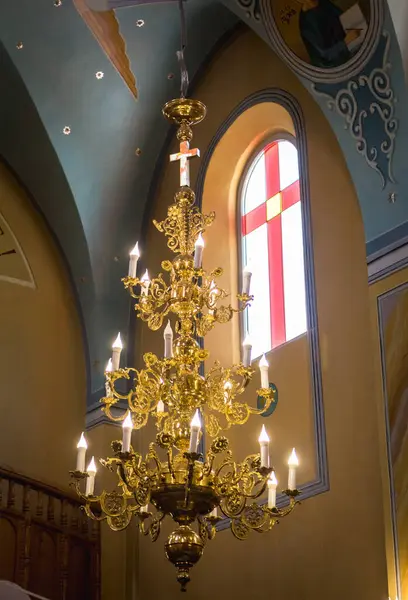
[0,467,100,600]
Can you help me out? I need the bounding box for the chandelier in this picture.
[70,97,300,591]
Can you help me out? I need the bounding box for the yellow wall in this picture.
[0,161,86,490]
[137,28,389,599]
[369,266,408,600]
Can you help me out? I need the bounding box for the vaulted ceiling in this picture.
[0,0,240,404]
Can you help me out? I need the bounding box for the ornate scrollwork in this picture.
[312,32,397,188]
[70,96,299,591]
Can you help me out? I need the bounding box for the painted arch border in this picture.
[259,0,384,83]
[195,89,329,522]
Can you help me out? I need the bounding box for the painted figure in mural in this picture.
[296,0,361,67]
[273,0,369,69]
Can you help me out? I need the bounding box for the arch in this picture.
[0,41,94,399]
[196,89,328,501]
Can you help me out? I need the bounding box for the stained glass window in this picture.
[241,139,307,359]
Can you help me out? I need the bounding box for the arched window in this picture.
[241,139,307,359]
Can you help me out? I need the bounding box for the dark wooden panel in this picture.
[0,516,17,581]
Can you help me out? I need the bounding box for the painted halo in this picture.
[259,0,384,83]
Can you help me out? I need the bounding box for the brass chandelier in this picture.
[70,98,300,591]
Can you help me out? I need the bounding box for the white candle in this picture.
[188,410,201,453]
[128,242,140,278]
[157,400,165,413]
[242,335,252,367]
[194,233,204,269]
[259,354,269,389]
[163,320,174,358]
[140,504,149,513]
[209,506,218,518]
[288,448,299,490]
[122,413,133,453]
[85,456,97,496]
[111,333,123,371]
[105,358,113,397]
[223,380,233,404]
[140,269,150,296]
[258,425,270,469]
[242,264,252,295]
[268,471,278,509]
[76,432,87,472]
[208,280,218,315]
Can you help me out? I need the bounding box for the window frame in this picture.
[237,132,305,358]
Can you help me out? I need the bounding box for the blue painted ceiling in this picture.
[0,0,239,403]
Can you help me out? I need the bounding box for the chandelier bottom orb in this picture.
[165,525,205,592]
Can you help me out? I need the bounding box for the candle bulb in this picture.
[157,400,165,413]
[259,354,269,389]
[163,320,174,358]
[209,506,218,518]
[188,410,201,453]
[122,413,133,453]
[242,335,252,367]
[242,264,252,295]
[128,242,140,278]
[224,380,233,405]
[268,471,278,509]
[141,504,149,513]
[105,358,113,397]
[85,456,97,496]
[258,424,270,469]
[111,333,123,371]
[208,280,218,315]
[141,269,150,296]
[76,432,87,472]
[288,448,299,490]
[194,233,204,269]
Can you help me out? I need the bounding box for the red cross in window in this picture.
[170,141,200,187]
[241,142,301,349]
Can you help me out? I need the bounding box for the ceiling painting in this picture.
[260,0,384,82]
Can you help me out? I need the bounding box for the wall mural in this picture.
[312,31,397,188]
[378,282,408,600]
[0,213,35,289]
[260,0,384,82]
[272,0,370,69]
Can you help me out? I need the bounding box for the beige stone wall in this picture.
[0,161,86,490]
[135,27,389,600]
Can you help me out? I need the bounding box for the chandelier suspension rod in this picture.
[177,0,189,99]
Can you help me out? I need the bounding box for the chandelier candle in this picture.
[157,400,165,413]
[85,457,97,496]
[268,472,278,509]
[258,425,270,468]
[111,333,123,371]
[189,410,201,452]
[259,354,269,388]
[105,358,113,397]
[242,264,252,295]
[194,233,204,268]
[288,448,299,490]
[122,413,133,453]
[76,432,87,472]
[223,380,233,404]
[141,269,150,295]
[164,320,174,358]
[128,242,140,278]
[208,280,217,315]
[242,335,252,367]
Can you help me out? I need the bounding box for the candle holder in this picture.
[69,97,300,591]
